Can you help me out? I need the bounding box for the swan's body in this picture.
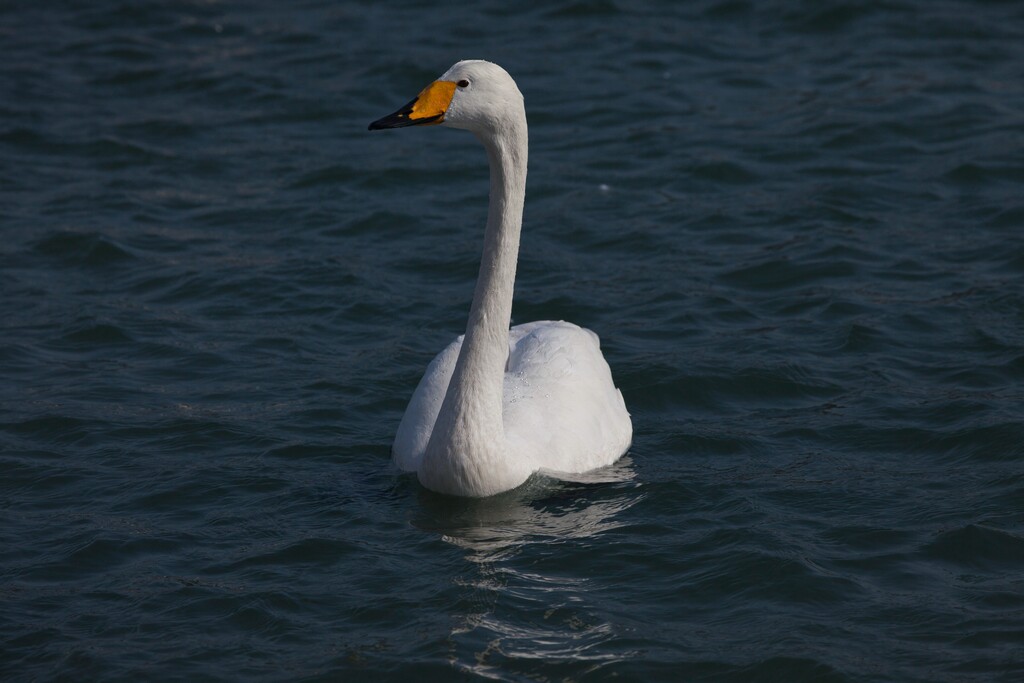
[369,60,631,497]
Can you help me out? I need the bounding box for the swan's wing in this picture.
[392,335,463,471]
[503,321,632,474]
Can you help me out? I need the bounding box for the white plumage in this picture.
[370,60,631,497]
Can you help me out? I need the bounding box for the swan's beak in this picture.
[368,80,457,130]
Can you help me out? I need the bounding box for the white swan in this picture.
[369,60,631,497]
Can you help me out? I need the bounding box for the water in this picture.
[2,1,1023,680]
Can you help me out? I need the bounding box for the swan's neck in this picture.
[419,114,528,496]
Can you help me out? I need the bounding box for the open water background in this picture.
[2,1,1023,681]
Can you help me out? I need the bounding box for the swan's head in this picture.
[368,60,524,135]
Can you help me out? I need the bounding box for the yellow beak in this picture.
[368,80,457,130]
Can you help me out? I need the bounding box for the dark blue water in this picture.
[2,1,1023,681]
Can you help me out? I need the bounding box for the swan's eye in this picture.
[457,79,470,88]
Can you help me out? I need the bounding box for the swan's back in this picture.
[393,321,631,477]
[503,322,631,474]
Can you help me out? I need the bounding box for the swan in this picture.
[369,60,631,497]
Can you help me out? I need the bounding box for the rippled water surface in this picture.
[2,1,1023,681]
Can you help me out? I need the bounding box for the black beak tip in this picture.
[368,114,406,131]
[369,100,417,131]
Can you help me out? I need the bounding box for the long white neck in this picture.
[418,112,528,497]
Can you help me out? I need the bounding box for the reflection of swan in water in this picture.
[413,456,638,557]
[409,459,642,674]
